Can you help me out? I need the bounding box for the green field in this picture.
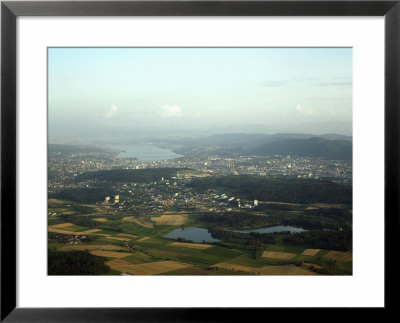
[48,198,352,276]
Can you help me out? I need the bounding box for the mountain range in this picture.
[154,133,352,160]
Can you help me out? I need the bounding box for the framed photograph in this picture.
[1,0,398,321]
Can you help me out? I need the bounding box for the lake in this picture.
[234,225,307,234]
[112,144,183,161]
[163,227,220,243]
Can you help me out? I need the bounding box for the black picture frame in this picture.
[1,0,399,321]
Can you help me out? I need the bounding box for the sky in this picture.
[48,47,352,141]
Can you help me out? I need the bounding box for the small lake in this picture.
[112,145,183,161]
[234,225,307,234]
[164,227,220,243]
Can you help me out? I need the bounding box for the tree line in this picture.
[189,175,352,204]
[282,226,352,251]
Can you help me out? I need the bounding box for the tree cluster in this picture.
[48,251,110,275]
[189,175,352,204]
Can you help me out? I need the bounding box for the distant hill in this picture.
[164,133,352,160]
[205,121,352,136]
[201,132,352,144]
[254,137,352,160]
[319,133,352,141]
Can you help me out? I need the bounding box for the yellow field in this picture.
[213,263,316,275]
[106,260,192,275]
[122,216,154,228]
[48,209,74,215]
[150,214,187,225]
[48,228,78,235]
[48,199,67,204]
[93,218,107,222]
[301,249,321,256]
[80,229,110,236]
[137,236,150,242]
[88,232,111,237]
[90,250,131,258]
[83,228,103,234]
[48,226,111,237]
[324,251,352,262]
[49,223,74,229]
[105,236,130,242]
[60,244,124,251]
[262,251,297,260]
[170,242,212,250]
[105,258,130,267]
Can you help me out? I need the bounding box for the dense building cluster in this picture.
[48,146,352,216]
[49,147,351,192]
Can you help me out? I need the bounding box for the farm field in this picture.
[212,262,316,275]
[137,236,150,242]
[262,251,297,260]
[151,213,188,225]
[90,250,131,258]
[60,244,125,251]
[105,236,131,242]
[302,249,321,256]
[122,216,154,228]
[170,242,212,249]
[51,223,75,229]
[106,260,193,275]
[93,218,107,222]
[48,197,352,276]
[324,250,353,262]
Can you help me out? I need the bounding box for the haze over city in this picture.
[48,47,352,143]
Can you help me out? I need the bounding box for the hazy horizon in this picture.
[48,47,352,143]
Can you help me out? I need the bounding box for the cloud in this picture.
[296,104,314,115]
[194,110,202,118]
[160,104,182,117]
[103,104,118,118]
